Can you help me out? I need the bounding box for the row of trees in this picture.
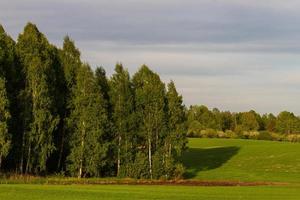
[187,105,300,135]
[0,23,187,179]
[1,22,300,178]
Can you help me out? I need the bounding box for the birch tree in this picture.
[109,63,134,177]
[132,65,166,179]
[67,64,109,177]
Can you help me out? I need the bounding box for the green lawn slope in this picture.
[182,138,300,183]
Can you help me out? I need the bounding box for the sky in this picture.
[1,0,300,115]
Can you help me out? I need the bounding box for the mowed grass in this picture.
[0,184,300,200]
[182,138,300,183]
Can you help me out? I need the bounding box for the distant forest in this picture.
[0,23,299,178]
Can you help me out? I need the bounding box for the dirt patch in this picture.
[47,179,289,187]
[0,174,289,186]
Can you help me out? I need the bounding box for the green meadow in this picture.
[0,184,299,200]
[182,138,300,182]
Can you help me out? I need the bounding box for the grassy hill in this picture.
[182,138,300,183]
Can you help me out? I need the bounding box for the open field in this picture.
[0,184,300,200]
[182,138,300,183]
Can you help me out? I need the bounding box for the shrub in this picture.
[172,163,185,180]
[187,120,203,137]
[285,134,300,142]
[257,131,273,141]
[248,131,260,140]
[217,131,226,138]
[270,132,285,141]
[241,131,250,139]
[200,129,218,138]
[225,130,238,138]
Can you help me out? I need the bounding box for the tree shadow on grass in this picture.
[181,146,240,179]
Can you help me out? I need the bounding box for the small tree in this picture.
[165,81,187,177]
[276,111,299,134]
[240,112,259,131]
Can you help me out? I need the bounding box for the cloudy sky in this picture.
[1,0,300,114]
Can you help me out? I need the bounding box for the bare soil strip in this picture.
[0,174,290,186]
[45,179,289,186]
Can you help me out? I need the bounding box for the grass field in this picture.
[0,184,300,200]
[1,138,299,199]
[182,138,300,183]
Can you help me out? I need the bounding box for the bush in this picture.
[217,131,226,138]
[270,132,285,141]
[200,129,218,138]
[187,120,203,137]
[186,127,300,144]
[257,131,273,141]
[234,125,244,137]
[225,130,238,138]
[248,131,260,140]
[285,134,300,142]
[127,152,148,179]
[172,163,185,180]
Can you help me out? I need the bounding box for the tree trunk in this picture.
[25,144,31,174]
[57,123,65,171]
[78,138,83,178]
[117,95,121,177]
[19,131,26,174]
[125,132,128,176]
[169,143,172,158]
[0,156,2,170]
[117,133,121,177]
[79,121,85,178]
[155,106,158,149]
[148,136,152,179]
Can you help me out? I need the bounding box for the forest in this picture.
[0,22,299,179]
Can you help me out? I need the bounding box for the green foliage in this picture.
[67,64,109,177]
[7,23,187,178]
[0,25,20,170]
[187,105,219,130]
[256,131,273,140]
[55,36,82,172]
[60,36,81,89]
[165,81,187,177]
[132,65,167,179]
[109,63,135,177]
[262,113,277,132]
[0,78,11,168]
[239,111,259,131]
[16,23,59,174]
[187,105,300,143]
[276,111,300,134]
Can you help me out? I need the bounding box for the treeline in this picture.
[0,23,187,179]
[187,105,300,142]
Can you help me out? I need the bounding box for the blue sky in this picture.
[1,0,300,114]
